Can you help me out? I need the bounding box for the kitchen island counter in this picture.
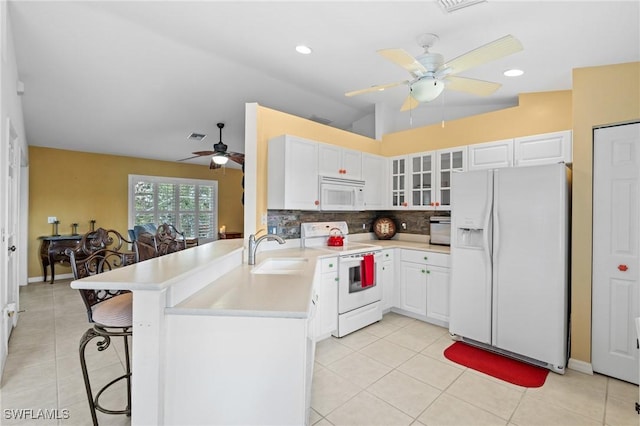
[167,246,329,318]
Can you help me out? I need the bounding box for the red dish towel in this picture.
[361,254,375,287]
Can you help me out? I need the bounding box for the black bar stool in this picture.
[67,228,137,425]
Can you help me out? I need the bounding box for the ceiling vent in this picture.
[309,115,333,125]
[188,132,207,141]
[437,0,487,13]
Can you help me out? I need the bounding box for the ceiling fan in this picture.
[345,33,523,111]
[178,122,245,169]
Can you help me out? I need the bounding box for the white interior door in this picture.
[1,119,20,374]
[592,122,640,384]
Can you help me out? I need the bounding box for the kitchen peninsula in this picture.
[70,238,325,425]
[70,234,451,425]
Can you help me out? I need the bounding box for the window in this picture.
[128,175,218,240]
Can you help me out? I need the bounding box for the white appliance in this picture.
[449,163,569,373]
[319,176,365,211]
[301,221,382,337]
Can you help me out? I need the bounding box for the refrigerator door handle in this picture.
[482,171,493,263]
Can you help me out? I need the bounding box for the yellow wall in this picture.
[381,90,573,155]
[28,146,244,279]
[571,62,640,363]
[254,107,381,230]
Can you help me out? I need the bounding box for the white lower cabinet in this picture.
[315,257,338,340]
[398,259,428,316]
[425,265,451,325]
[381,249,395,311]
[395,249,451,327]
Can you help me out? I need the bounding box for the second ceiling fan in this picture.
[345,33,524,111]
[178,122,244,169]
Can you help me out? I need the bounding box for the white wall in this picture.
[1,0,29,378]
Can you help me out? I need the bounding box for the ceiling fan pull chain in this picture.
[441,90,446,128]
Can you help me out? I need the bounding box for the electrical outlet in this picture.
[47,216,57,224]
[401,222,407,230]
[362,223,367,230]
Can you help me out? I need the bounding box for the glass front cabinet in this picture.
[389,147,466,210]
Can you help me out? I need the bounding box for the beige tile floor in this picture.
[1,279,639,426]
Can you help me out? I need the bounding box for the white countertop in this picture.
[349,233,451,254]
[71,233,450,319]
[168,247,329,319]
[70,239,245,291]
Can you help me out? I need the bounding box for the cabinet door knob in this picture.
[8,245,16,252]
[618,264,628,272]
[314,200,319,206]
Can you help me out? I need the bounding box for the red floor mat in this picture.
[444,341,549,388]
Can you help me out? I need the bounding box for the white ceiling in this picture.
[8,1,640,169]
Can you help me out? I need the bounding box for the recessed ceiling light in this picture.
[295,45,312,55]
[504,69,524,77]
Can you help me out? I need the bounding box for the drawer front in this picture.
[320,257,338,273]
[382,249,394,262]
[401,249,450,267]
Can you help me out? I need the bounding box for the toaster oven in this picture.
[429,216,451,246]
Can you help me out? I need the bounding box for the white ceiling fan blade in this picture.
[445,75,501,96]
[345,80,408,97]
[377,48,426,75]
[400,94,420,112]
[441,34,523,76]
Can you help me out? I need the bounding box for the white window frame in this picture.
[128,174,218,242]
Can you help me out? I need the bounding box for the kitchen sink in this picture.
[251,257,308,275]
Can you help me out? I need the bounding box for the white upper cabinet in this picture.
[408,152,435,209]
[361,153,388,210]
[390,156,408,208]
[267,135,320,210]
[318,143,362,180]
[435,147,466,210]
[514,130,572,167]
[467,138,514,170]
[391,146,466,210]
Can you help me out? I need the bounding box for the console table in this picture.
[38,235,82,284]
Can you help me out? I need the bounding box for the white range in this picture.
[301,221,383,337]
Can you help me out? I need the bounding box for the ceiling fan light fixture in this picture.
[411,78,445,102]
[212,155,228,165]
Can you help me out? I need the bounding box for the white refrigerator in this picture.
[449,163,569,373]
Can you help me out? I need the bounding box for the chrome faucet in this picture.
[247,230,286,265]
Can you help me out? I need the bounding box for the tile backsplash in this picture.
[268,210,450,239]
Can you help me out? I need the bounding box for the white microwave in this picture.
[319,176,365,211]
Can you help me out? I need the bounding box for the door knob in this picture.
[618,264,628,272]
[8,245,16,252]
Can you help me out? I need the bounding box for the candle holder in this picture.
[52,220,60,237]
[71,223,79,235]
[90,219,96,232]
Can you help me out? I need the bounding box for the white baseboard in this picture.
[567,358,593,375]
[27,273,74,284]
